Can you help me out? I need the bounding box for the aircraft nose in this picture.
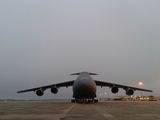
[77,79,96,94]
[80,79,91,87]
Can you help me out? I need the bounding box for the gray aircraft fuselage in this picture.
[72,72,96,99]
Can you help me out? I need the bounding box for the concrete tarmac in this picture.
[0,101,160,120]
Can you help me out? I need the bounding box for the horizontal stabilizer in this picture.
[70,73,80,75]
[89,73,98,75]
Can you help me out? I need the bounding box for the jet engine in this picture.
[36,89,44,96]
[111,87,119,94]
[51,87,58,94]
[126,88,134,95]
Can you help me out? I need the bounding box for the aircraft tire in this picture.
[94,99,98,103]
[71,99,75,103]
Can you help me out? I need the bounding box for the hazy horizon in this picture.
[1,1,160,99]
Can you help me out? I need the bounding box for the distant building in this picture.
[114,95,157,101]
[148,95,155,101]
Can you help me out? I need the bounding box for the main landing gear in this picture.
[71,99,98,103]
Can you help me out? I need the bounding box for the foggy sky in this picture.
[1,1,160,99]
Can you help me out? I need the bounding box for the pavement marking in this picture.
[92,105,115,118]
[60,104,76,120]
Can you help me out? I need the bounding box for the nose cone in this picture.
[79,80,93,92]
[73,79,96,98]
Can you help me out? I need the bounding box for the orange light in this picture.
[139,82,143,85]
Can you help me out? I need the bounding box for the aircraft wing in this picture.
[17,80,75,93]
[94,80,152,92]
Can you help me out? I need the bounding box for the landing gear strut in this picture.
[71,99,76,103]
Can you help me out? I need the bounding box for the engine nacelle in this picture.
[51,87,58,94]
[36,89,44,96]
[126,89,134,95]
[111,87,119,94]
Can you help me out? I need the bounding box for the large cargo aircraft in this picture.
[18,71,152,103]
